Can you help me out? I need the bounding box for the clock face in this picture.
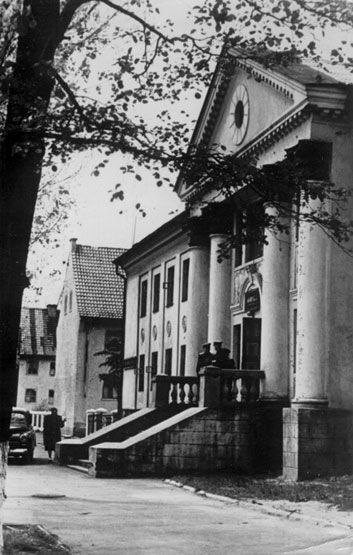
[230,84,250,145]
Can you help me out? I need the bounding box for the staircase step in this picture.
[77,459,92,469]
[67,464,90,474]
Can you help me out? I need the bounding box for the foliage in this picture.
[95,337,123,383]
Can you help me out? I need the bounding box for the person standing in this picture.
[43,408,65,461]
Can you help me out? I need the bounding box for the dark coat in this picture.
[43,413,64,451]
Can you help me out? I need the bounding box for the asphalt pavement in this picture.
[3,434,353,554]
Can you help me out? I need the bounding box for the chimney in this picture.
[70,238,77,253]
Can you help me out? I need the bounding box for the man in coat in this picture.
[43,407,65,461]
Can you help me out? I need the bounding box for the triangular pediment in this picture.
[176,49,347,201]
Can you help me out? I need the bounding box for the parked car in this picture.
[9,409,36,463]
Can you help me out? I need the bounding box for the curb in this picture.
[163,479,353,531]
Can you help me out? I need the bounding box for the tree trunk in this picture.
[0,0,59,441]
[0,7,61,540]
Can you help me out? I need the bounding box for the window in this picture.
[102,381,117,399]
[234,212,243,268]
[166,266,175,307]
[179,345,186,376]
[69,290,73,312]
[138,354,145,392]
[48,389,55,404]
[181,259,190,302]
[49,361,56,376]
[140,279,148,318]
[64,294,68,315]
[151,351,158,390]
[105,329,120,351]
[153,274,160,313]
[244,204,264,263]
[27,361,38,375]
[25,389,36,403]
[165,348,172,376]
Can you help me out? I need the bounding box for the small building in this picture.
[17,305,59,410]
[55,239,126,436]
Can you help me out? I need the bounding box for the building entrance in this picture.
[242,318,261,369]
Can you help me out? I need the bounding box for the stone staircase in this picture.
[56,406,187,467]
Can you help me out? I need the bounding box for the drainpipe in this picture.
[114,266,127,419]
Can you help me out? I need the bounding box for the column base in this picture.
[259,396,289,407]
[283,406,353,481]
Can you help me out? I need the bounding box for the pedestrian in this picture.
[43,407,65,461]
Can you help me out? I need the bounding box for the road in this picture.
[3,436,353,554]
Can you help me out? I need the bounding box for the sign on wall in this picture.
[244,288,260,314]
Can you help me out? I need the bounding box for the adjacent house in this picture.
[17,305,59,410]
[55,239,126,436]
[113,48,353,479]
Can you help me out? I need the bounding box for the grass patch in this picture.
[3,524,70,554]
[170,473,353,511]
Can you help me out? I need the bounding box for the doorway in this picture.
[242,317,261,369]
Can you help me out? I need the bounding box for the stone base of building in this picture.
[283,406,353,481]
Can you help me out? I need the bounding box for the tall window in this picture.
[69,290,73,312]
[138,354,145,392]
[48,389,55,404]
[151,351,158,390]
[179,345,186,376]
[140,279,148,318]
[181,259,190,302]
[153,274,160,313]
[234,212,243,268]
[102,381,117,399]
[166,266,175,307]
[165,348,172,376]
[64,294,68,315]
[49,361,56,376]
[27,361,38,375]
[244,204,264,263]
[25,389,36,403]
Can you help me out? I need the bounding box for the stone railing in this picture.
[199,366,265,408]
[152,375,199,408]
[86,409,120,435]
[30,410,50,431]
[151,367,265,409]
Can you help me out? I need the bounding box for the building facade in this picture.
[17,305,59,410]
[117,48,353,479]
[55,239,126,435]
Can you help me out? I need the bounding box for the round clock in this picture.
[230,84,250,145]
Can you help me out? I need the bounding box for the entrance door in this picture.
[242,318,261,369]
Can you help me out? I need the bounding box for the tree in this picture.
[95,337,124,419]
[1,1,353,543]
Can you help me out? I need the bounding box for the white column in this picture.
[207,234,231,346]
[260,205,290,401]
[294,198,330,405]
[186,246,209,376]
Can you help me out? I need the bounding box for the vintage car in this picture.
[9,409,36,463]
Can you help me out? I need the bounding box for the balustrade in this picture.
[219,369,265,406]
[169,376,199,406]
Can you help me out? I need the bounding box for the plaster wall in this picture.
[55,258,81,435]
[16,358,56,410]
[122,234,209,410]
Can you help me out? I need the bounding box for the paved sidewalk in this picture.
[4,444,353,555]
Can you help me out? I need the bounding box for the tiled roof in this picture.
[72,245,126,319]
[274,62,341,86]
[19,307,58,356]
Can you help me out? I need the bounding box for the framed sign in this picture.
[244,288,260,313]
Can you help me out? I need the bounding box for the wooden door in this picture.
[242,318,261,369]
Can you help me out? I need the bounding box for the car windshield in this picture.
[11,412,27,427]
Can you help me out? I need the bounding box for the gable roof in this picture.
[20,306,58,357]
[71,244,126,319]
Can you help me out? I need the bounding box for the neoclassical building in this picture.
[114,49,353,479]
